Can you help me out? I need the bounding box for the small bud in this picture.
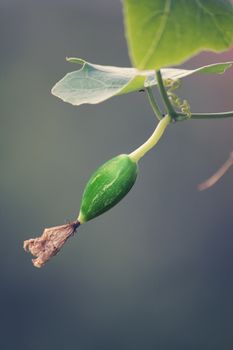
[24,221,80,268]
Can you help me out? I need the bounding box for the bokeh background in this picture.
[1,1,233,349]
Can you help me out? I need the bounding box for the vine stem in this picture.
[198,151,233,191]
[146,87,163,120]
[129,114,171,162]
[156,70,177,119]
[177,111,233,121]
[155,70,233,121]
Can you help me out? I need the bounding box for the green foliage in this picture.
[124,0,233,69]
[52,59,232,106]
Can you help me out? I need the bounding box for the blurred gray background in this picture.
[1,1,233,349]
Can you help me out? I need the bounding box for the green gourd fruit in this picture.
[24,116,171,267]
[78,154,138,223]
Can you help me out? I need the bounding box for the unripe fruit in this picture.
[24,108,170,267]
[24,154,138,267]
[78,154,138,223]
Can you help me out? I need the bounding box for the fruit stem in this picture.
[129,114,171,162]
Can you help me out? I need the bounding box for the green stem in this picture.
[129,114,171,162]
[146,87,163,120]
[156,70,177,119]
[177,111,233,121]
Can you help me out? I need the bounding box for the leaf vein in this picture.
[195,0,230,46]
[139,0,172,68]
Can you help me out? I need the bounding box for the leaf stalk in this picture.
[145,87,163,120]
[156,70,177,119]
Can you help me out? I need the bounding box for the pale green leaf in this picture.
[51,58,232,106]
[123,0,233,70]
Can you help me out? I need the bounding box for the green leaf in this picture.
[51,58,232,106]
[123,0,233,70]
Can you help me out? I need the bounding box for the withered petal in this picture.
[24,221,80,268]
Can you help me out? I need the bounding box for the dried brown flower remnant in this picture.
[24,221,80,268]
